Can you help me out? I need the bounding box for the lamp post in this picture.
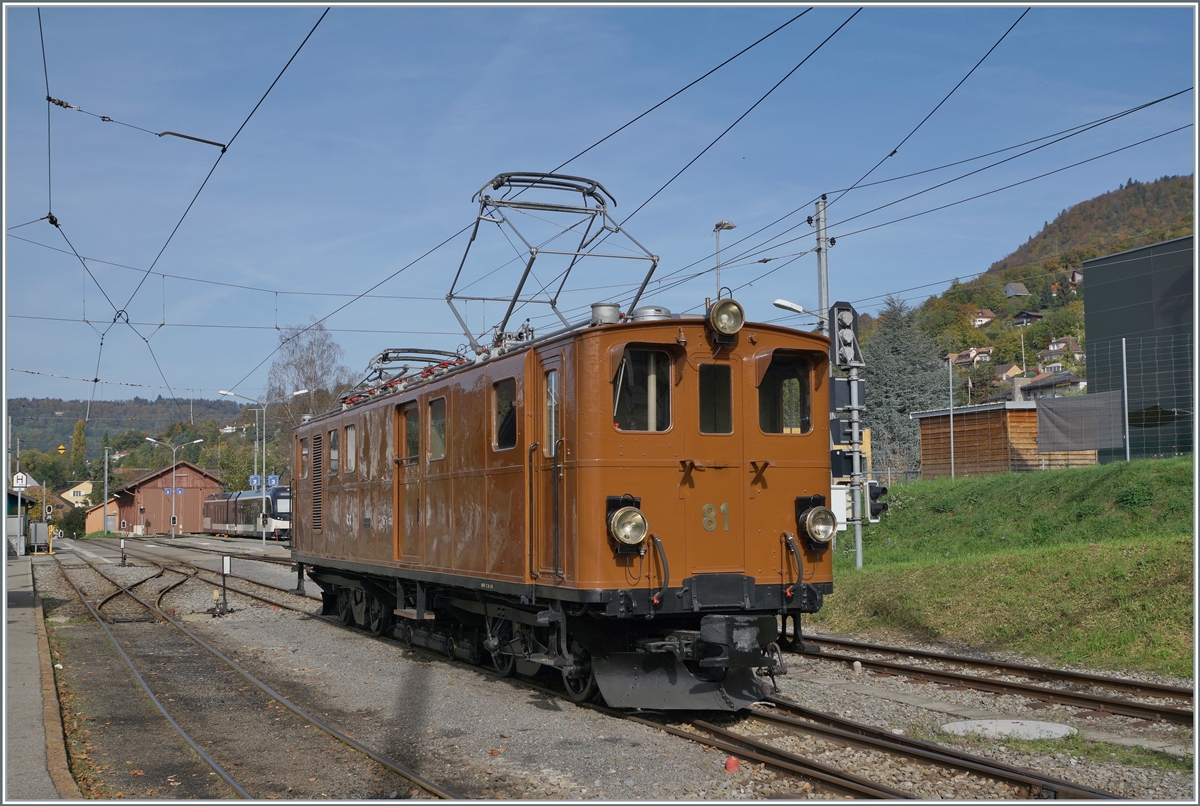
[773,298,829,329]
[220,389,309,544]
[146,437,203,537]
[713,220,736,298]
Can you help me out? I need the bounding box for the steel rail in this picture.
[619,714,904,799]
[806,635,1193,702]
[811,650,1193,725]
[756,698,1120,799]
[118,546,319,609]
[55,562,252,798]
[71,556,459,800]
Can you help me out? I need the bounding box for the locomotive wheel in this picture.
[336,589,355,626]
[367,596,391,636]
[490,620,517,677]
[561,643,597,703]
[396,621,413,646]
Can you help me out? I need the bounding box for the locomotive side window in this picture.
[494,378,517,450]
[400,406,419,464]
[344,424,356,472]
[545,370,559,457]
[699,364,733,434]
[759,352,812,434]
[299,437,309,479]
[613,348,670,432]
[328,429,339,476]
[429,397,447,461]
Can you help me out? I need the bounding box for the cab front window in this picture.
[759,352,812,434]
[613,348,671,432]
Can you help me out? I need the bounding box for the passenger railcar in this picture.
[203,487,292,540]
[291,301,837,710]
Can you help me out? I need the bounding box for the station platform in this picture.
[5,555,80,800]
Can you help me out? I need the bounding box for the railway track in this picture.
[800,635,1193,726]
[56,549,1155,798]
[54,555,457,799]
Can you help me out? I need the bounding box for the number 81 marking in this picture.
[701,503,730,532]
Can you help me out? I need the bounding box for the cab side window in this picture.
[429,397,447,461]
[613,348,671,432]
[759,352,812,434]
[400,406,419,464]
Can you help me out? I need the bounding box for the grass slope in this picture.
[812,457,1194,677]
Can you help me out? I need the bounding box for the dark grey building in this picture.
[1082,235,1193,461]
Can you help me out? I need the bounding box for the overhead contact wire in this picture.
[621,9,861,228]
[826,7,1030,210]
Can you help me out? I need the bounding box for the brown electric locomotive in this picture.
[290,174,837,711]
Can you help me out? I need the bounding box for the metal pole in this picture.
[948,359,955,480]
[715,229,721,298]
[261,404,268,545]
[171,446,178,537]
[850,367,863,570]
[815,199,829,337]
[1122,338,1131,462]
[104,446,111,536]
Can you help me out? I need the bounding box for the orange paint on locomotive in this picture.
[292,319,832,591]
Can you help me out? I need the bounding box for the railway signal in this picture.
[867,480,889,523]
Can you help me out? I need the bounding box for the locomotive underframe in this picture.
[302,557,830,710]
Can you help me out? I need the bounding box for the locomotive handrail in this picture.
[783,532,804,600]
[528,442,539,581]
[553,437,565,580]
[650,535,669,611]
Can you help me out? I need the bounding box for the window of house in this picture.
[699,364,733,434]
[344,424,356,472]
[299,437,309,479]
[429,398,447,461]
[545,371,559,457]
[613,348,671,432]
[328,429,339,475]
[494,378,517,450]
[759,352,812,434]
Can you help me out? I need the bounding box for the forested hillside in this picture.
[8,396,241,457]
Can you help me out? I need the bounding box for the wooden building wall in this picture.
[918,408,1096,480]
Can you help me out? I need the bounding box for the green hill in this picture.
[811,457,1194,676]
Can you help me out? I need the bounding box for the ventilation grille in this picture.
[312,432,323,531]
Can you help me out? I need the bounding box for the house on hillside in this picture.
[1020,371,1087,400]
[972,309,997,328]
[1005,282,1031,298]
[1037,335,1084,373]
[60,480,93,507]
[948,346,993,368]
[1012,310,1045,327]
[994,363,1025,381]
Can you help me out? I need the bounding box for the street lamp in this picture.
[773,298,828,329]
[219,388,309,544]
[713,220,736,298]
[146,437,203,537]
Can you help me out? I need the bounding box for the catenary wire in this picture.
[825,7,1030,212]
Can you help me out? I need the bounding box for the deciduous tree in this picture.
[266,319,357,432]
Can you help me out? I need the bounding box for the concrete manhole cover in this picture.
[941,719,1077,739]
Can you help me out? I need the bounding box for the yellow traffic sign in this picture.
[57,445,66,454]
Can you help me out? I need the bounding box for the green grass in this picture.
[925,726,1193,773]
[812,457,1194,677]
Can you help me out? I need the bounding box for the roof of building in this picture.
[1005,282,1031,296]
[1021,371,1085,392]
[910,400,1037,419]
[113,461,223,494]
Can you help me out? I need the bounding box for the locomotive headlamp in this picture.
[798,506,837,544]
[708,299,745,336]
[609,506,649,546]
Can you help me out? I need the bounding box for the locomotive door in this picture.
[532,354,567,582]
[681,358,745,573]
[393,403,422,562]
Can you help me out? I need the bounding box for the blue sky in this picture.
[3,4,1196,413]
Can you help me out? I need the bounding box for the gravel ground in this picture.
[35,555,1196,799]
